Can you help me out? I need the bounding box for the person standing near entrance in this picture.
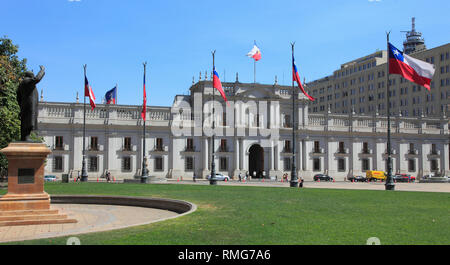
[238,173,242,182]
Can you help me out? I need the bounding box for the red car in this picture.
[393,174,415,182]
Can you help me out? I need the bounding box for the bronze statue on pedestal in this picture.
[16,65,45,141]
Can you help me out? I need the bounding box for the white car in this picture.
[206,173,230,181]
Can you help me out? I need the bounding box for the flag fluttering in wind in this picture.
[84,75,96,110]
[247,45,262,61]
[141,68,147,121]
[388,42,435,90]
[213,67,229,104]
[292,56,315,101]
[105,85,117,104]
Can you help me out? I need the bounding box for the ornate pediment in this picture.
[235,85,282,100]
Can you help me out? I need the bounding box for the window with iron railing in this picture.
[338,142,345,153]
[284,140,291,153]
[156,138,164,151]
[314,141,320,153]
[362,142,369,154]
[88,156,98,172]
[90,137,98,151]
[55,136,64,150]
[186,138,195,151]
[123,137,132,151]
[54,156,63,172]
[431,144,438,155]
[220,139,228,152]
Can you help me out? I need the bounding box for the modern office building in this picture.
[306,19,450,118]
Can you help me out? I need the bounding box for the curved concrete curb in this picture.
[50,195,197,215]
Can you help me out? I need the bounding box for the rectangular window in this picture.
[88,156,98,172]
[90,136,98,151]
[284,114,291,128]
[362,159,370,171]
[313,158,321,171]
[124,137,132,151]
[338,158,345,172]
[122,156,131,172]
[185,157,194,171]
[362,142,369,154]
[54,156,63,172]
[156,138,163,151]
[155,157,163,171]
[408,159,415,172]
[338,142,345,153]
[284,158,291,171]
[314,141,320,153]
[220,139,228,152]
[430,160,438,171]
[55,136,64,150]
[220,157,228,171]
[186,138,194,151]
[431,144,437,155]
[284,140,291,153]
[409,143,415,154]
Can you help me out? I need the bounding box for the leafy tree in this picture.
[0,37,28,173]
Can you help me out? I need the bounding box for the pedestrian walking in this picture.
[238,173,242,182]
[193,173,196,182]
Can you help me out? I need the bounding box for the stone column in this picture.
[202,137,209,178]
[233,138,240,178]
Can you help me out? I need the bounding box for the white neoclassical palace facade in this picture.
[37,79,450,181]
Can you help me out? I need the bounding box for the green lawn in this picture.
[1,182,449,245]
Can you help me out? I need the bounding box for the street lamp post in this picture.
[210,51,217,185]
[385,32,395,191]
[290,42,299,188]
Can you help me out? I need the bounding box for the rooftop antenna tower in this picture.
[401,17,426,54]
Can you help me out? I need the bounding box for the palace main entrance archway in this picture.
[248,144,264,178]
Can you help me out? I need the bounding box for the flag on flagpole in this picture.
[388,42,435,90]
[141,69,147,121]
[247,45,262,61]
[213,67,229,104]
[105,85,117,104]
[292,56,315,101]
[84,75,96,110]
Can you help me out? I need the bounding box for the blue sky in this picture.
[2,0,449,107]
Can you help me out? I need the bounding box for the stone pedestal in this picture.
[0,142,77,226]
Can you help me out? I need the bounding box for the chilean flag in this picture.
[388,42,435,90]
[247,45,262,61]
[293,56,315,101]
[213,67,229,105]
[105,86,117,104]
[84,76,96,110]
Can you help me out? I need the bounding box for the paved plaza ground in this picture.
[0,204,178,243]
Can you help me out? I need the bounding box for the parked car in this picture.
[207,173,230,181]
[393,174,415,182]
[313,174,334,182]
[348,175,367,182]
[44,175,57,182]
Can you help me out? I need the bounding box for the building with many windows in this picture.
[37,78,449,181]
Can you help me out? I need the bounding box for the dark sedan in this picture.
[348,175,367,182]
[313,174,334,182]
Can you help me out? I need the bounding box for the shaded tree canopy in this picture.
[0,37,28,173]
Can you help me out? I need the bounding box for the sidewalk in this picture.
[165,179,450,193]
